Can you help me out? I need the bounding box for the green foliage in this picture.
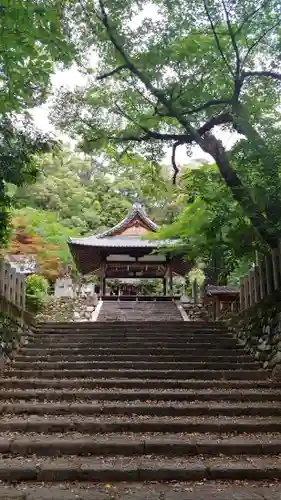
[25,274,49,312]
[0,0,74,247]
[0,118,56,248]
[10,149,182,275]
[52,0,281,248]
[157,164,257,283]
[0,0,73,113]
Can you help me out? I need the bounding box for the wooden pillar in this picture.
[259,260,266,300]
[192,279,198,305]
[19,275,26,310]
[0,259,4,297]
[100,260,106,297]
[272,248,280,291]
[169,266,173,296]
[215,296,220,320]
[244,276,249,309]
[265,254,273,297]
[248,268,255,306]
[253,265,260,304]
[163,278,167,296]
[102,277,106,297]
[240,277,245,310]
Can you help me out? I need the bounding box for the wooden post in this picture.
[192,279,197,304]
[3,262,10,301]
[244,275,249,309]
[259,260,266,300]
[163,278,167,296]
[0,259,4,297]
[278,239,281,285]
[240,277,245,310]
[265,254,273,297]
[253,265,260,303]
[248,269,254,306]
[272,248,280,291]
[215,296,220,320]
[19,275,26,310]
[169,266,173,296]
[102,277,106,297]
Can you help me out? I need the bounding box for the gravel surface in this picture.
[1,388,280,394]
[1,400,281,407]
[0,481,281,500]
[2,414,281,422]
[0,454,280,465]
[1,432,281,441]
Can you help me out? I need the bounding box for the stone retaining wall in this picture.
[228,289,281,379]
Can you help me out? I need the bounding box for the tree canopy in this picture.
[0,0,74,247]
[53,0,281,249]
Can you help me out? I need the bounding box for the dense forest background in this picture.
[6,147,252,286]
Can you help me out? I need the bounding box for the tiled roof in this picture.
[96,203,158,238]
[206,285,239,296]
[69,235,174,248]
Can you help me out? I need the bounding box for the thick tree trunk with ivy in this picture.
[203,134,278,249]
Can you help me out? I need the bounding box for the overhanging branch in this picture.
[203,0,233,76]
[171,141,182,185]
[183,98,231,115]
[221,0,240,77]
[97,64,128,80]
[242,70,281,81]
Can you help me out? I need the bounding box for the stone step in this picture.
[10,361,259,370]
[1,416,281,433]
[5,369,269,380]
[0,435,281,457]
[14,354,253,362]
[37,320,225,326]
[0,455,280,481]
[34,326,228,332]
[0,378,275,390]
[35,327,228,334]
[0,389,280,402]
[1,402,280,417]
[30,334,233,342]
[22,347,246,355]
[0,483,280,500]
[26,341,239,349]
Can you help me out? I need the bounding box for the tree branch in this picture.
[241,22,280,68]
[221,0,240,77]
[203,0,233,76]
[97,64,128,80]
[183,98,231,115]
[171,141,182,185]
[97,0,209,149]
[242,70,281,82]
[233,0,270,37]
[112,111,233,144]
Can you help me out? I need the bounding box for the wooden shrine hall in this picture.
[68,203,191,298]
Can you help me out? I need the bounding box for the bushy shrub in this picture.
[26,274,49,312]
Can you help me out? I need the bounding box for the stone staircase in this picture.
[97,299,183,321]
[0,320,281,491]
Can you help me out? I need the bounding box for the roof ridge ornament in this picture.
[132,201,146,214]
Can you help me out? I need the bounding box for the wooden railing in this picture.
[0,259,29,326]
[240,244,281,311]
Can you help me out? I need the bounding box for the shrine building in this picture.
[68,203,191,297]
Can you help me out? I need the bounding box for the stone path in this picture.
[1,483,281,499]
[0,320,281,493]
[97,300,183,321]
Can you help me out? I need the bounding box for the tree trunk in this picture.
[202,134,278,249]
[233,107,281,226]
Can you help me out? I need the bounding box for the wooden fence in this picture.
[0,259,26,311]
[240,244,281,311]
